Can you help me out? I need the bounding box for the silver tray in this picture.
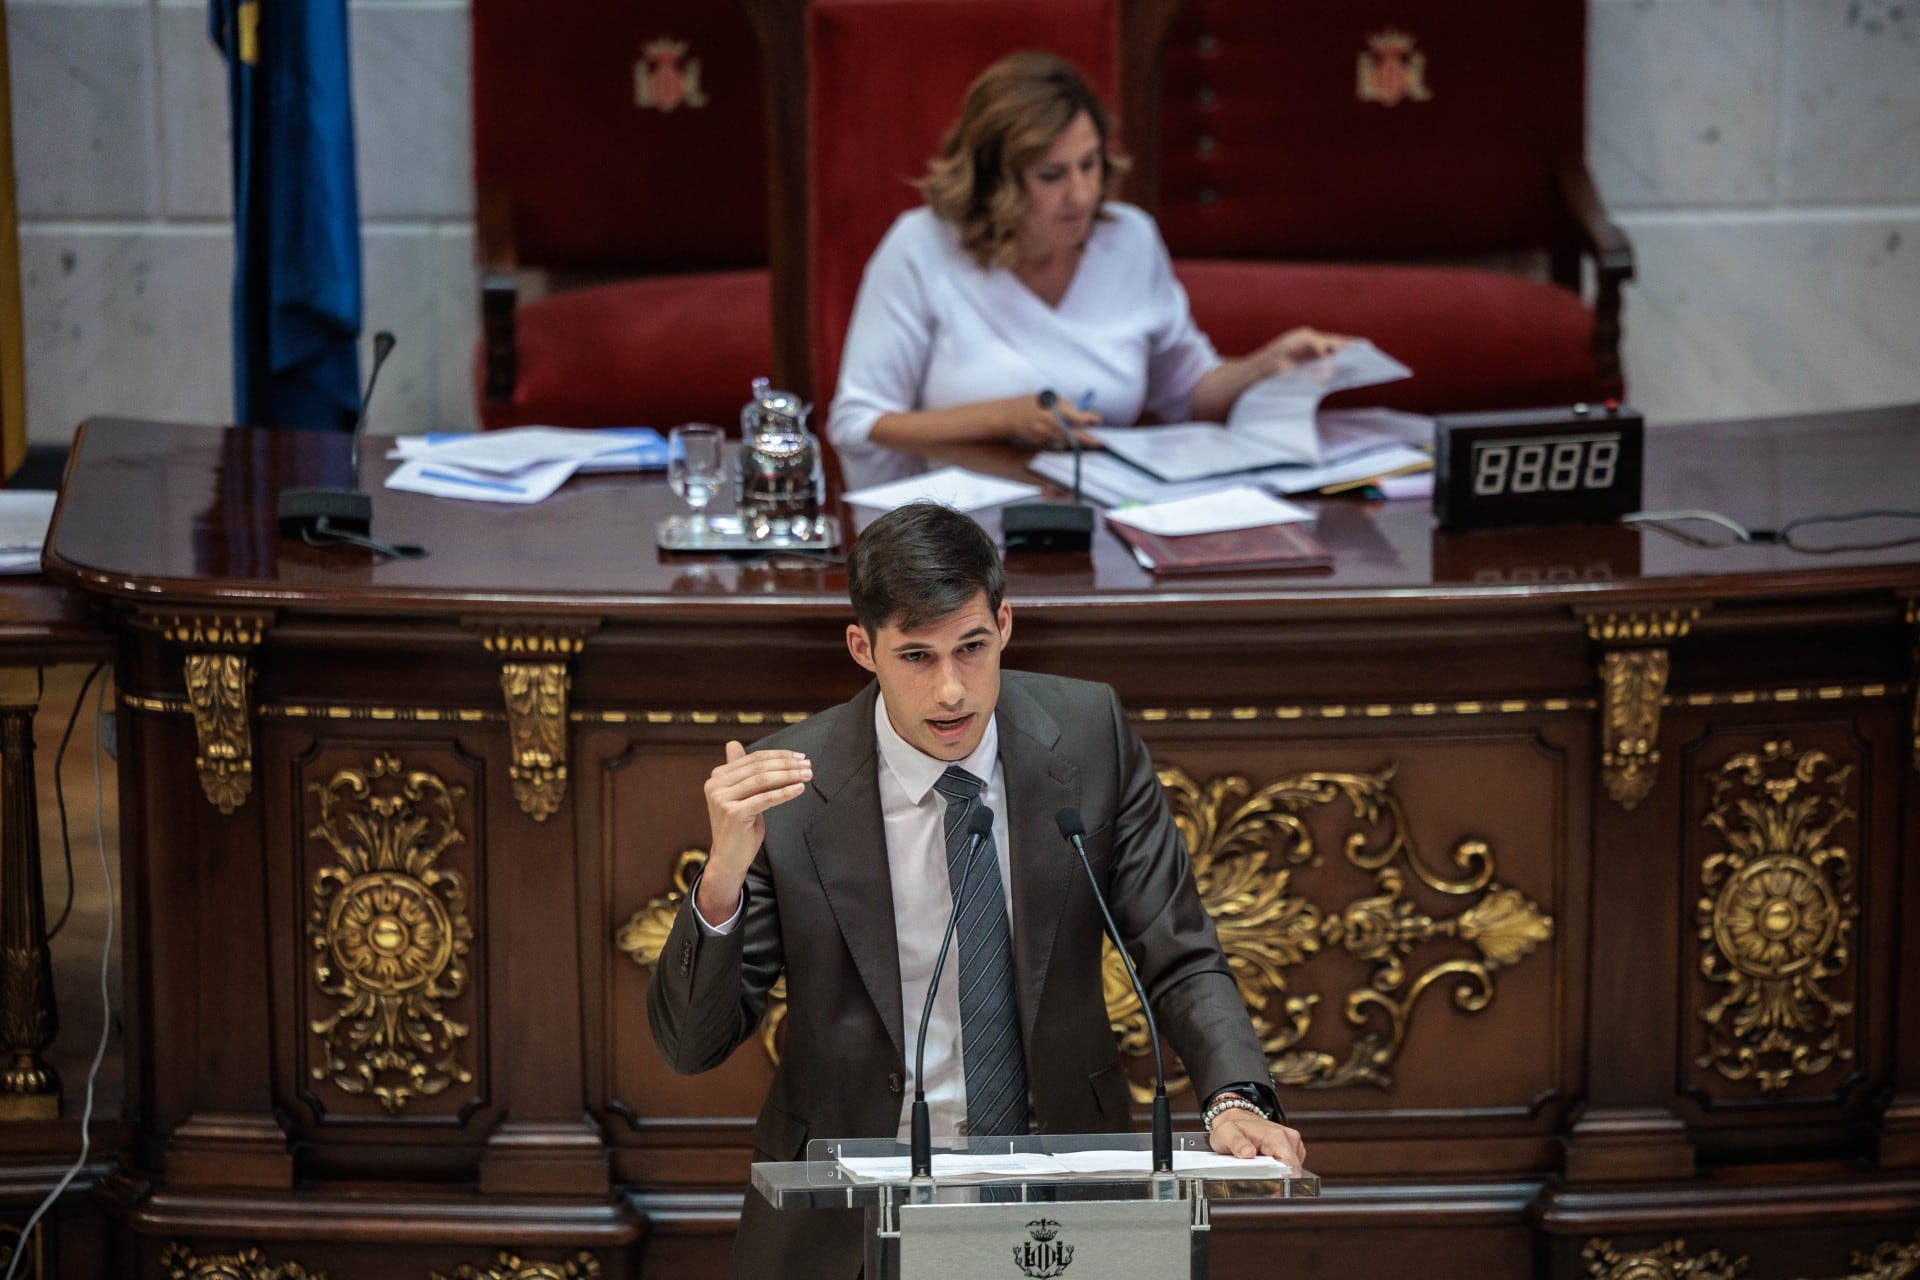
[656,512,842,553]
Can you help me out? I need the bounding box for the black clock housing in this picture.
[1433,404,1645,532]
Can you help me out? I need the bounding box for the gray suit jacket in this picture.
[647,671,1268,1280]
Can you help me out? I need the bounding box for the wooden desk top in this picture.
[42,405,1920,622]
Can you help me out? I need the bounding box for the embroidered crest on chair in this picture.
[635,37,710,112]
[1357,30,1432,106]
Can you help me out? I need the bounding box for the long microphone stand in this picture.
[275,331,424,558]
[1056,807,1172,1174]
[910,804,996,1179]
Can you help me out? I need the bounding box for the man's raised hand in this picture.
[696,741,811,922]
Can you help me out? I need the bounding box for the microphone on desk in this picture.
[1001,389,1095,554]
[911,803,996,1179]
[276,331,423,558]
[1056,806,1172,1174]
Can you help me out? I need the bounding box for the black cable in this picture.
[301,516,427,560]
[47,662,106,941]
[1777,509,1920,554]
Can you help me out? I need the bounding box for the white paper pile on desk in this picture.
[1227,339,1415,466]
[836,1150,1293,1183]
[0,492,57,575]
[1031,407,1432,507]
[383,426,666,504]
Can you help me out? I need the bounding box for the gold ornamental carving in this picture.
[1696,741,1858,1094]
[1583,607,1702,643]
[308,752,475,1114]
[483,627,586,821]
[184,652,255,813]
[617,849,789,1063]
[1600,648,1669,809]
[1583,1238,1747,1280]
[1105,765,1552,1095]
[160,1243,323,1280]
[500,661,569,820]
[1796,1232,1920,1280]
[431,1251,602,1280]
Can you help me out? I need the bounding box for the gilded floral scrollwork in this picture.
[184,652,254,813]
[616,849,788,1063]
[431,1251,601,1280]
[160,1242,323,1280]
[1105,766,1552,1095]
[1695,740,1858,1094]
[1583,1238,1747,1280]
[308,753,475,1114]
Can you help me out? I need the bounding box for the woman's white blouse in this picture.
[826,202,1220,490]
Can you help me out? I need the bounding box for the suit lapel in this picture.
[997,677,1079,1052]
[802,683,906,1064]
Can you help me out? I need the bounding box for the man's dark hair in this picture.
[848,503,1005,635]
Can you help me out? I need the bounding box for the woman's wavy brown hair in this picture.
[918,51,1129,271]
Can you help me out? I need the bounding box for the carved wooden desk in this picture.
[40,409,1920,1279]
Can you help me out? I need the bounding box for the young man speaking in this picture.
[649,502,1301,1278]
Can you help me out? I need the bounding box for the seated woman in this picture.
[827,50,1353,490]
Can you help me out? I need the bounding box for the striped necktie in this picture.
[933,765,1029,1137]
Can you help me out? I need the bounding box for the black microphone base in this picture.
[910,1098,932,1179]
[1001,502,1093,553]
[1152,1094,1173,1173]
[277,487,372,539]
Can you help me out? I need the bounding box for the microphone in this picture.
[1056,806,1172,1174]
[911,802,995,1179]
[1001,389,1095,554]
[277,331,424,558]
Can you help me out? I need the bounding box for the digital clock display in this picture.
[1434,405,1645,532]
[1469,433,1621,497]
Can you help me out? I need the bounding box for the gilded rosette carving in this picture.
[500,661,569,820]
[184,651,254,813]
[617,849,788,1063]
[308,753,475,1114]
[1103,765,1552,1095]
[1583,1238,1747,1280]
[1695,741,1858,1094]
[431,1251,602,1280]
[160,1243,323,1280]
[1600,647,1669,809]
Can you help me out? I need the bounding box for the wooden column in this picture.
[0,668,57,1120]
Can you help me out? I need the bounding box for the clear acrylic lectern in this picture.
[751,1131,1319,1280]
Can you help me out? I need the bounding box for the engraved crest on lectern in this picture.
[1013,1219,1075,1278]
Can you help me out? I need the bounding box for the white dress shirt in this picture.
[693,694,1014,1141]
[826,203,1221,490]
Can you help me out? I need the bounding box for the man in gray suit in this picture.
[649,503,1302,1278]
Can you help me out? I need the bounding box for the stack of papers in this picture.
[1105,486,1311,538]
[1031,407,1433,507]
[840,466,1041,512]
[1227,340,1414,465]
[0,492,56,575]
[383,426,667,504]
[836,1150,1294,1183]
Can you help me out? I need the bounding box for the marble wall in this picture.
[6,0,1919,444]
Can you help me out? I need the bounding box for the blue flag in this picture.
[211,0,363,431]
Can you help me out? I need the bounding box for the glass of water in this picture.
[668,424,727,516]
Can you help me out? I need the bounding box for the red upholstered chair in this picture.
[805,0,1121,409]
[472,0,774,430]
[1127,0,1632,411]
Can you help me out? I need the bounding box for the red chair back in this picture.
[473,0,768,274]
[1157,0,1585,259]
[807,0,1120,399]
